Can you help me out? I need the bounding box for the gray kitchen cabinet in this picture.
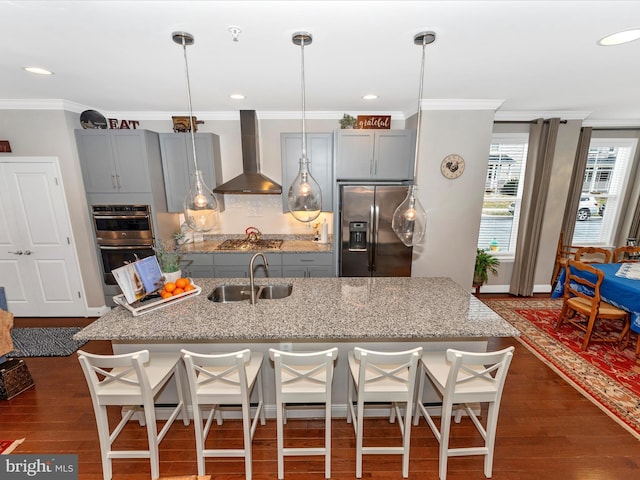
[281,133,333,212]
[159,132,225,213]
[213,253,283,278]
[75,129,159,194]
[335,129,415,181]
[181,253,215,278]
[282,253,334,278]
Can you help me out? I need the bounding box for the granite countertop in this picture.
[179,234,333,254]
[75,277,520,342]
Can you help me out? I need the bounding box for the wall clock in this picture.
[440,154,465,179]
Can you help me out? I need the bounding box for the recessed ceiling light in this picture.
[230,94,246,100]
[363,94,378,100]
[599,29,640,46]
[23,66,53,75]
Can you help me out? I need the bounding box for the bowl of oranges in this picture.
[159,277,197,299]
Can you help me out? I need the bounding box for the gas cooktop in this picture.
[216,239,284,250]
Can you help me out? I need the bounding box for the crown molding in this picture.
[421,99,505,110]
[582,119,640,128]
[494,110,592,121]
[0,99,90,112]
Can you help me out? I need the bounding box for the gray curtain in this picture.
[509,118,560,296]
[561,127,592,244]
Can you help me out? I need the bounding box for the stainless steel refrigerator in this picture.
[339,183,413,277]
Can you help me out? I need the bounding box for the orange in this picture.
[175,277,190,289]
[183,284,195,292]
[164,282,177,293]
[173,287,185,295]
[160,290,173,299]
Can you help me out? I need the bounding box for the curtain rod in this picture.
[494,119,567,124]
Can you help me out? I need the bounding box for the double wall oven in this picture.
[91,205,155,288]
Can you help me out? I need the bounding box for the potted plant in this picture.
[155,238,182,283]
[339,113,358,129]
[474,248,500,287]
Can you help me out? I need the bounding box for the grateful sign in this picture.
[357,115,391,129]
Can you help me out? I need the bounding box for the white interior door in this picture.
[0,159,86,316]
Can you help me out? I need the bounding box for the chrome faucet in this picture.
[249,252,269,305]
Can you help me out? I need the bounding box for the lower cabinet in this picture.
[182,251,335,279]
[282,253,334,278]
[181,253,214,278]
[214,253,282,278]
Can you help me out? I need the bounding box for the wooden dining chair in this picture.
[551,232,583,286]
[555,260,630,350]
[574,246,611,264]
[612,246,640,263]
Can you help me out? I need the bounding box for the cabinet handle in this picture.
[111,175,117,189]
[9,250,23,255]
[23,250,33,255]
[115,174,121,189]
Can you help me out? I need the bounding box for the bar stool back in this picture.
[269,347,338,479]
[347,346,422,478]
[181,349,265,480]
[77,349,189,480]
[414,347,515,480]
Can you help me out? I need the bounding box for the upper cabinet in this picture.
[159,132,225,213]
[335,129,415,181]
[75,129,158,194]
[281,133,334,212]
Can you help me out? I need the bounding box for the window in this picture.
[477,133,529,254]
[572,138,637,245]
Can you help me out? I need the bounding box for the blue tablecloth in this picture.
[552,263,640,333]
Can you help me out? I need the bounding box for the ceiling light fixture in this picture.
[599,28,640,46]
[363,94,378,100]
[23,66,53,75]
[287,31,322,223]
[391,31,435,247]
[172,31,218,233]
[230,93,246,100]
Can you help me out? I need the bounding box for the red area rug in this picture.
[0,438,24,454]
[484,298,640,440]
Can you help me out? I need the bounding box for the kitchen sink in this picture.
[258,283,293,300]
[208,283,293,303]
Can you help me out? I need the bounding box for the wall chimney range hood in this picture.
[213,110,282,194]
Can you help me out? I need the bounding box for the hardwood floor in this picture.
[3,312,640,479]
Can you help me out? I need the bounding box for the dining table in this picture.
[552,262,640,334]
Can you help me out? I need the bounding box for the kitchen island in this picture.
[75,277,519,416]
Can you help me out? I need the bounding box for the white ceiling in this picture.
[2,0,640,123]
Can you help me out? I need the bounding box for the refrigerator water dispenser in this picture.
[349,222,367,251]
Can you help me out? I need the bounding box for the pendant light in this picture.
[288,31,322,223]
[172,31,218,232]
[392,31,435,247]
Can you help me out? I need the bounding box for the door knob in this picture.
[9,250,23,255]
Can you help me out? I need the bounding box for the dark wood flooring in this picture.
[3,304,640,479]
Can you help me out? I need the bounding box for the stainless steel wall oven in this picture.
[91,205,155,286]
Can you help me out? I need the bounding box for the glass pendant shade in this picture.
[288,156,322,222]
[392,185,427,247]
[184,169,218,232]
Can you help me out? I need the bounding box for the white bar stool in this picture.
[181,348,265,480]
[347,346,422,478]
[269,347,338,479]
[77,349,189,480]
[413,347,515,479]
